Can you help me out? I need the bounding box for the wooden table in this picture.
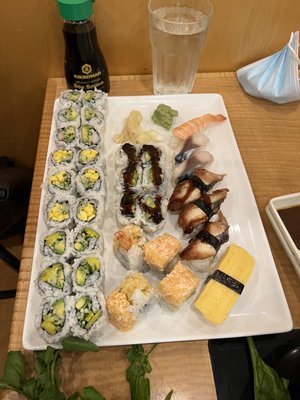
[5,73,300,400]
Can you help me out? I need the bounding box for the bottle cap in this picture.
[56,0,95,21]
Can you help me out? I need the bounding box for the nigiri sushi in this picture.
[173,114,226,140]
[174,149,214,178]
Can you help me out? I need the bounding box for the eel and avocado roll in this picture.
[55,125,77,146]
[72,225,103,256]
[78,124,101,149]
[76,148,104,170]
[72,254,104,292]
[74,196,104,227]
[140,144,167,194]
[36,297,69,344]
[113,224,147,271]
[47,167,76,195]
[41,229,71,259]
[44,195,74,229]
[37,260,72,297]
[117,190,141,227]
[50,148,75,168]
[140,194,168,232]
[55,106,81,129]
[76,166,106,197]
[68,292,107,340]
[59,89,82,108]
[106,271,153,332]
[81,106,105,132]
[115,143,140,170]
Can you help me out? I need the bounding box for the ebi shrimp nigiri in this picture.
[173,114,227,140]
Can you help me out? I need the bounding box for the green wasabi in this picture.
[151,104,178,130]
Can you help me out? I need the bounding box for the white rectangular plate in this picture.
[23,93,292,350]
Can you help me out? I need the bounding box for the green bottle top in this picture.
[56,0,95,21]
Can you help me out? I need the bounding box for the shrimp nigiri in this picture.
[173,114,226,140]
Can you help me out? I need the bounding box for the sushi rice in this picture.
[36,258,72,297]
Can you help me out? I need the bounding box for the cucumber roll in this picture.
[74,196,105,227]
[117,190,141,227]
[59,89,82,108]
[78,124,101,149]
[76,148,104,170]
[50,148,75,168]
[41,229,71,259]
[140,194,168,232]
[72,225,103,256]
[55,125,78,147]
[68,292,107,340]
[82,89,108,111]
[36,296,70,344]
[72,254,105,292]
[55,106,81,129]
[76,167,106,197]
[44,195,74,229]
[47,167,76,195]
[81,106,105,132]
[37,259,72,297]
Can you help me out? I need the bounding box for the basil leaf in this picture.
[2,351,25,390]
[22,377,37,399]
[82,386,106,400]
[67,391,81,400]
[62,337,99,352]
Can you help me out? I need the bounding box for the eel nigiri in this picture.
[173,114,227,140]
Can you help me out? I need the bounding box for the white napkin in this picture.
[236,31,300,104]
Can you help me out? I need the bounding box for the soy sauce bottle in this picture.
[56,0,110,92]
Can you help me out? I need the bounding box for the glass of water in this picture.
[148,0,213,95]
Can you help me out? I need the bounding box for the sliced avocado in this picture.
[84,92,94,102]
[84,228,99,239]
[76,267,87,286]
[54,240,65,255]
[53,298,65,318]
[39,263,64,288]
[81,125,90,144]
[85,311,95,322]
[65,107,78,121]
[67,91,80,102]
[86,257,99,272]
[145,196,155,208]
[41,320,57,335]
[85,108,96,121]
[85,309,102,330]
[74,241,84,251]
[75,296,88,310]
[145,152,151,162]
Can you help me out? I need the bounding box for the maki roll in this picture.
[78,124,101,149]
[74,196,105,227]
[72,225,103,256]
[55,106,81,129]
[50,148,75,168]
[44,195,74,229]
[81,106,105,132]
[36,297,69,344]
[117,190,141,227]
[59,89,82,108]
[76,148,104,170]
[115,143,142,193]
[55,125,77,147]
[115,143,139,170]
[140,194,168,232]
[37,260,72,297]
[41,229,71,259]
[47,167,76,195]
[72,255,104,292]
[82,89,107,110]
[76,166,106,197]
[140,144,167,194]
[113,224,147,271]
[106,271,153,332]
[68,292,107,340]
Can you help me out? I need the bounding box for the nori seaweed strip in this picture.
[206,269,244,295]
[195,230,221,252]
[192,198,213,218]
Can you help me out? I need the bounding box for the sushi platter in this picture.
[22,91,292,350]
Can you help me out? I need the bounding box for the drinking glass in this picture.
[148,0,213,95]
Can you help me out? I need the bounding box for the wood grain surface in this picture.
[3,73,300,400]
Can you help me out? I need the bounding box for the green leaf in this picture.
[247,337,291,400]
[82,386,106,400]
[1,351,25,390]
[62,337,99,352]
[22,377,37,399]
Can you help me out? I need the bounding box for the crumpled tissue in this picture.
[236,31,300,104]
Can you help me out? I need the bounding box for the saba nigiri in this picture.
[173,114,227,140]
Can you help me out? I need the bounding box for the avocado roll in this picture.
[72,225,103,256]
[140,194,168,232]
[72,254,105,293]
[74,196,105,227]
[117,190,141,227]
[47,167,76,195]
[55,106,81,129]
[59,89,82,108]
[50,148,75,168]
[37,259,72,297]
[76,166,106,197]
[44,195,74,229]
[36,296,70,344]
[76,148,104,170]
[82,89,107,111]
[78,124,101,149]
[81,106,105,132]
[55,125,78,147]
[41,229,71,259]
[68,292,107,340]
